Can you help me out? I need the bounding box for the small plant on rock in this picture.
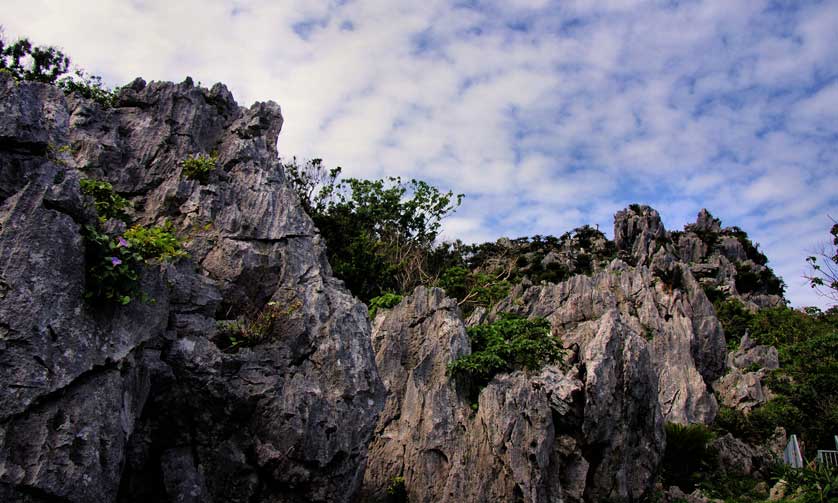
[181,153,218,183]
[368,292,403,319]
[123,221,188,262]
[386,475,407,502]
[79,178,131,221]
[448,313,564,405]
[661,422,717,492]
[217,299,303,351]
[84,222,187,305]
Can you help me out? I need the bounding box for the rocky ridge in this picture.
[0,74,786,503]
[0,74,384,503]
[361,287,663,503]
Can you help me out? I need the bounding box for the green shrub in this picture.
[386,475,407,502]
[1,35,118,107]
[368,292,403,319]
[58,69,119,107]
[773,463,838,503]
[713,298,754,349]
[712,305,838,458]
[661,422,717,491]
[83,221,186,305]
[123,221,188,262]
[216,299,302,350]
[79,178,131,221]
[703,285,728,304]
[284,157,462,303]
[180,153,218,183]
[437,266,511,315]
[448,314,564,404]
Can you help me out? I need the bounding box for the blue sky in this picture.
[4,0,837,307]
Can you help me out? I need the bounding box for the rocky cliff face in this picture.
[0,74,385,502]
[0,73,783,503]
[360,286,664,503]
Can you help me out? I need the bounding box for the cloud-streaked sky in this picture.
[4,0,837,307]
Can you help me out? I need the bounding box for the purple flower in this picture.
[110,256,123,266]
[117,236,129,248]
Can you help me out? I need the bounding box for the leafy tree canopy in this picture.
[0,30,118,106]
[284,157,463,303]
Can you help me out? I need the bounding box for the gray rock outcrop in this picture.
[0,74,385,502]
[497,262,725,424]
[361,287,664,502]
[713,333,778,412]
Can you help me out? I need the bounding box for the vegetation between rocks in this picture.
[368,292,403,319]
[448,314,564,406]
[180,152,218,183]
[216,299,303,350]
[81,178,186,305]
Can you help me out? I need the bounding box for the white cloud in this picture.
[3,0,837,307]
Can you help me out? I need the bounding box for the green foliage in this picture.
[284,157,462,303]
[661,422,717,491]
[386,475,407,502]
[283,157,341,216]
[703,285,728,304]
[0,34,118,107]
[735,262,786,296]
[696,471,767,502]
[216,299,302,351]
[123,221,189,262]
[437,266,511,315]
[712,305,838,458]
[83,225,142,305]
[83,221,186,305]
[773,463,838,503]
[80,178,132,221]
[725,226,769,266]
[180,153,218,183]
[448,314,564,403]
[0,36,68,84]
[713,298,754,349]
[58,69,119,107]
[368,292,403,319]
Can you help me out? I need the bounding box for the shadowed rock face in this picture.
[361,287,664,503]
[0,74,384,503]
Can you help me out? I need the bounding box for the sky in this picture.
[4,0,837,308]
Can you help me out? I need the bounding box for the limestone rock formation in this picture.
[497,261,725,424]
[0,74,384,502]
[361,287,664,502]
[675,209,784,309]
[614,205,668,266]
[713,333,778,412]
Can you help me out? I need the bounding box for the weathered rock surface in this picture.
[614,205,668,266]
[496,259,725,425]
[711,433,775,478]
[713,333,778,412]
[676,209,784,309]
[361,287,664,502]
[0,73,384,502]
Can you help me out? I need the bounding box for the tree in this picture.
[805,219,838,304]
[0,30,118,107]
[283,157,463,303]
[0,34,70,84]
